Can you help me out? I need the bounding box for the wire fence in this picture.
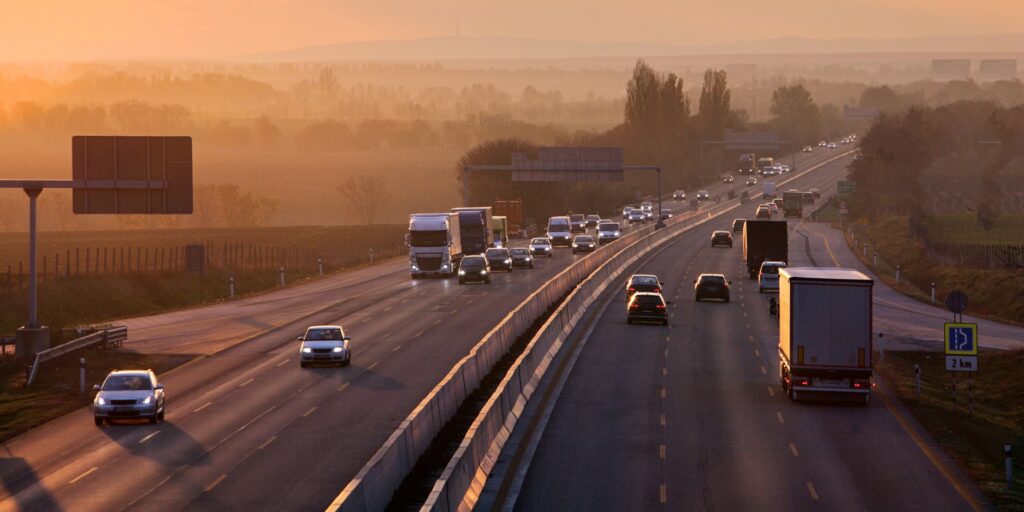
[923,241,1024,270]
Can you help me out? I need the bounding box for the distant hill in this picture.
[236,34,1024,62]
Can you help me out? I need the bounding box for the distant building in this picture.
[977,59,1017,80]
[931,59,971,80]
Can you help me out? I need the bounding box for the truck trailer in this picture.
[451,207,494,255]
[407,213,462,278]
[778,267,874,403]
[783,191,803,218]
[742,220,788,279]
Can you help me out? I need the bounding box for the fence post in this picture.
[229,277,235,299]
[931,282,936,304]
[80,357,86,394]
[279,267,285,288]
[895,265,900,283]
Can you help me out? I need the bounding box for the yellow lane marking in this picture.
[204,474,228,492]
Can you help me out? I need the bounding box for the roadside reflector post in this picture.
[878,332,885,362]
[895,265,901,283]
[863,243,868,257]
[229,277,235,300]
[931,282,936,304]
[279,267,285,288]
[1007,444,1013,488]
[79,357,85,394]
[914,364,921,398]
[952,372,957,402]
[873,252,878,268]
[318,258,323,277]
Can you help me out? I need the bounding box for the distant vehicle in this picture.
[622,206,633,220]
[739,153,756,174]
[408,213,461,278]
[763,181,776,199]
[817,141,827,147]
[827,142,837,149]
[711,230,733,247]
[696,190,710,201]
[755,206,771,219]
[672,190,686,200]
[766,202,779,215]
[547,216,572,247]
[569,213,587,233]
[783,191,803,218]
[802,192,815,205]
[458,255,490,284]
[93,369,165,425]
[659,208,674,220]
[572,235,596,254]
[627,292,669,325]
[758,260,787,292]
[732,218,746,233]
[742,220,788,279]
[721,175,734,183]
[779,268,873,403]
[628,209,645,224]
[694,273,731,302]
[746,177,758,186]
[299,325,351,368]
[597,221,621,245]
[640,202,654,220]
[451,207,494,255]
[779,164,790,173]
[757,156,775,174]
[802,146,813,153]
[492,216,508,247]
[485,247,513,272]
[809,188,821,199]
[626,274,662,298]
[585,214,601,228]
[509,247,534,269]
[529,237,553,257]
[772,198,785,209]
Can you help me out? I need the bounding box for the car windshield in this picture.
[511,248,529,256]
[587,215,600,221]
[532,239,550,245]
[306,328,343,340]
[462,257,484,267]
[576,236,593,242]
[102,374,153,391]
[570,214,584,222]
[548,219,569,231]
[700,275,726,285]
[632,276,658,286]
[599,223,618,230]
[486,249,508,258]
[409,230,447,247]
[761,264,784,274]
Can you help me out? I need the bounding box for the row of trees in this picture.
[848,101,1024,221]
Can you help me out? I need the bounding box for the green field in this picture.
[922,214,1024,244]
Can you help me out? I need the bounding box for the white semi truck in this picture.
[407,213,462,278]
[778,267,874,403]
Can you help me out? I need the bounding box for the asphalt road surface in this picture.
[514,154,988,511]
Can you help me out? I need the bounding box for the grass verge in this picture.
[0,349,193,442]
[877,350,1024,510]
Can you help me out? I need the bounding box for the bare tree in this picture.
[336,175,390,225]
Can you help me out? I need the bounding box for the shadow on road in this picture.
[99,421,210,468]
[0,457,62,511]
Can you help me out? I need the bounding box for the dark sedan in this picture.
[509,247,534,269]
[626,274,662,299]
[694,273,731,302]
[711,231,733,247]
[485,248,513,272]
[732,218,745,233]
[571,235,596,254]
[627,292,670,325]
[458,256,491,284]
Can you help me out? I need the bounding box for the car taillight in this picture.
[628,287,636,293]
[629,303,639,309]
[655,304,666,309]
[852,379,870,389]
[653,287,661,293]
[795,378,810,386]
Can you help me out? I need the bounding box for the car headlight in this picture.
[458,270,466,275]
[441,264,450,271]
[480,270,488,274]
[302,347,312,353]
[614,231,620,236]
[526,257,532,261]
[572,244,577,248]
[504,258,511,264]
[96,397,106,405]
[142,395,152,405]
[411,264,419,271]
[332,346,344,353]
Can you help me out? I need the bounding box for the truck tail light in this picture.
[629,303,639,309]
[852,379,870,389]
[795,378,811,386]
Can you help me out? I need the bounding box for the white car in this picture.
[529,237,553,257]
[628,209,645,224]
[93,369,166,425]
[622,206,633,220]
[299,325,351,367]
[758,261,786,293]
[597,222,621,244]
[779,164,790,173]
[641,205,653,219]
[817,141,827,147]
[696,190,709,200]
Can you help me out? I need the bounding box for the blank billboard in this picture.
[72,136,193,214]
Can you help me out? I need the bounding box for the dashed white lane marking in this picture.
[337,382,350,392]
[413,331,424,338]
[776,412,785,424]
[789,443,800,457]
[239,378,254,388]
[204,474,228,492]
[276,359,289,367]
[768,386,776,397]
[761,366,768,375]
[748,335,754,342]
[743,311,748,318]
[659,445,666,459]
[450,308,459,315]
[383,306,392,312]
[367,361,379,370]
[660,388,667,399]
[193,401,212,413]
[391,345,402,352]
[138,431,161,444]
[660,484,667,504]
[257,436,277,450]
[662,367,668,376]
[433,318,443,326]
[807,481,820,500]
[69,466,98,484]
[381,331,394,340]
[302,406,317,417]
[660,414,666,426]
[755,349,761,357]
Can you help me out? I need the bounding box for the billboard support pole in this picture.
[25,187,41,328]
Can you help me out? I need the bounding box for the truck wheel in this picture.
[94,416,104,426]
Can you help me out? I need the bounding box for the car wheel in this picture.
[148,414,158,425]
[485,278,491,284]
[300,361,309,368]
[94,416,104,426]
[458,279,465,285]
[725,296,730,303]
[530,264,535,269]
[626,318,633,325]
[157,408,165,422]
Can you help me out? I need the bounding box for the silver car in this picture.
[93,369,165,425]
[529,237,553,257]
[299,325,351,367]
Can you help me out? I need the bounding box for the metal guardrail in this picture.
[26,326,127,386]
[328,150,856,512]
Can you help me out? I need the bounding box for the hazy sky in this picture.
[0,0,1021,61]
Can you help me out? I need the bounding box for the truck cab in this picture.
[408,213,461,278]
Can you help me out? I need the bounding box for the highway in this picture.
[510,153,992,511]
[0,149,839,511]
